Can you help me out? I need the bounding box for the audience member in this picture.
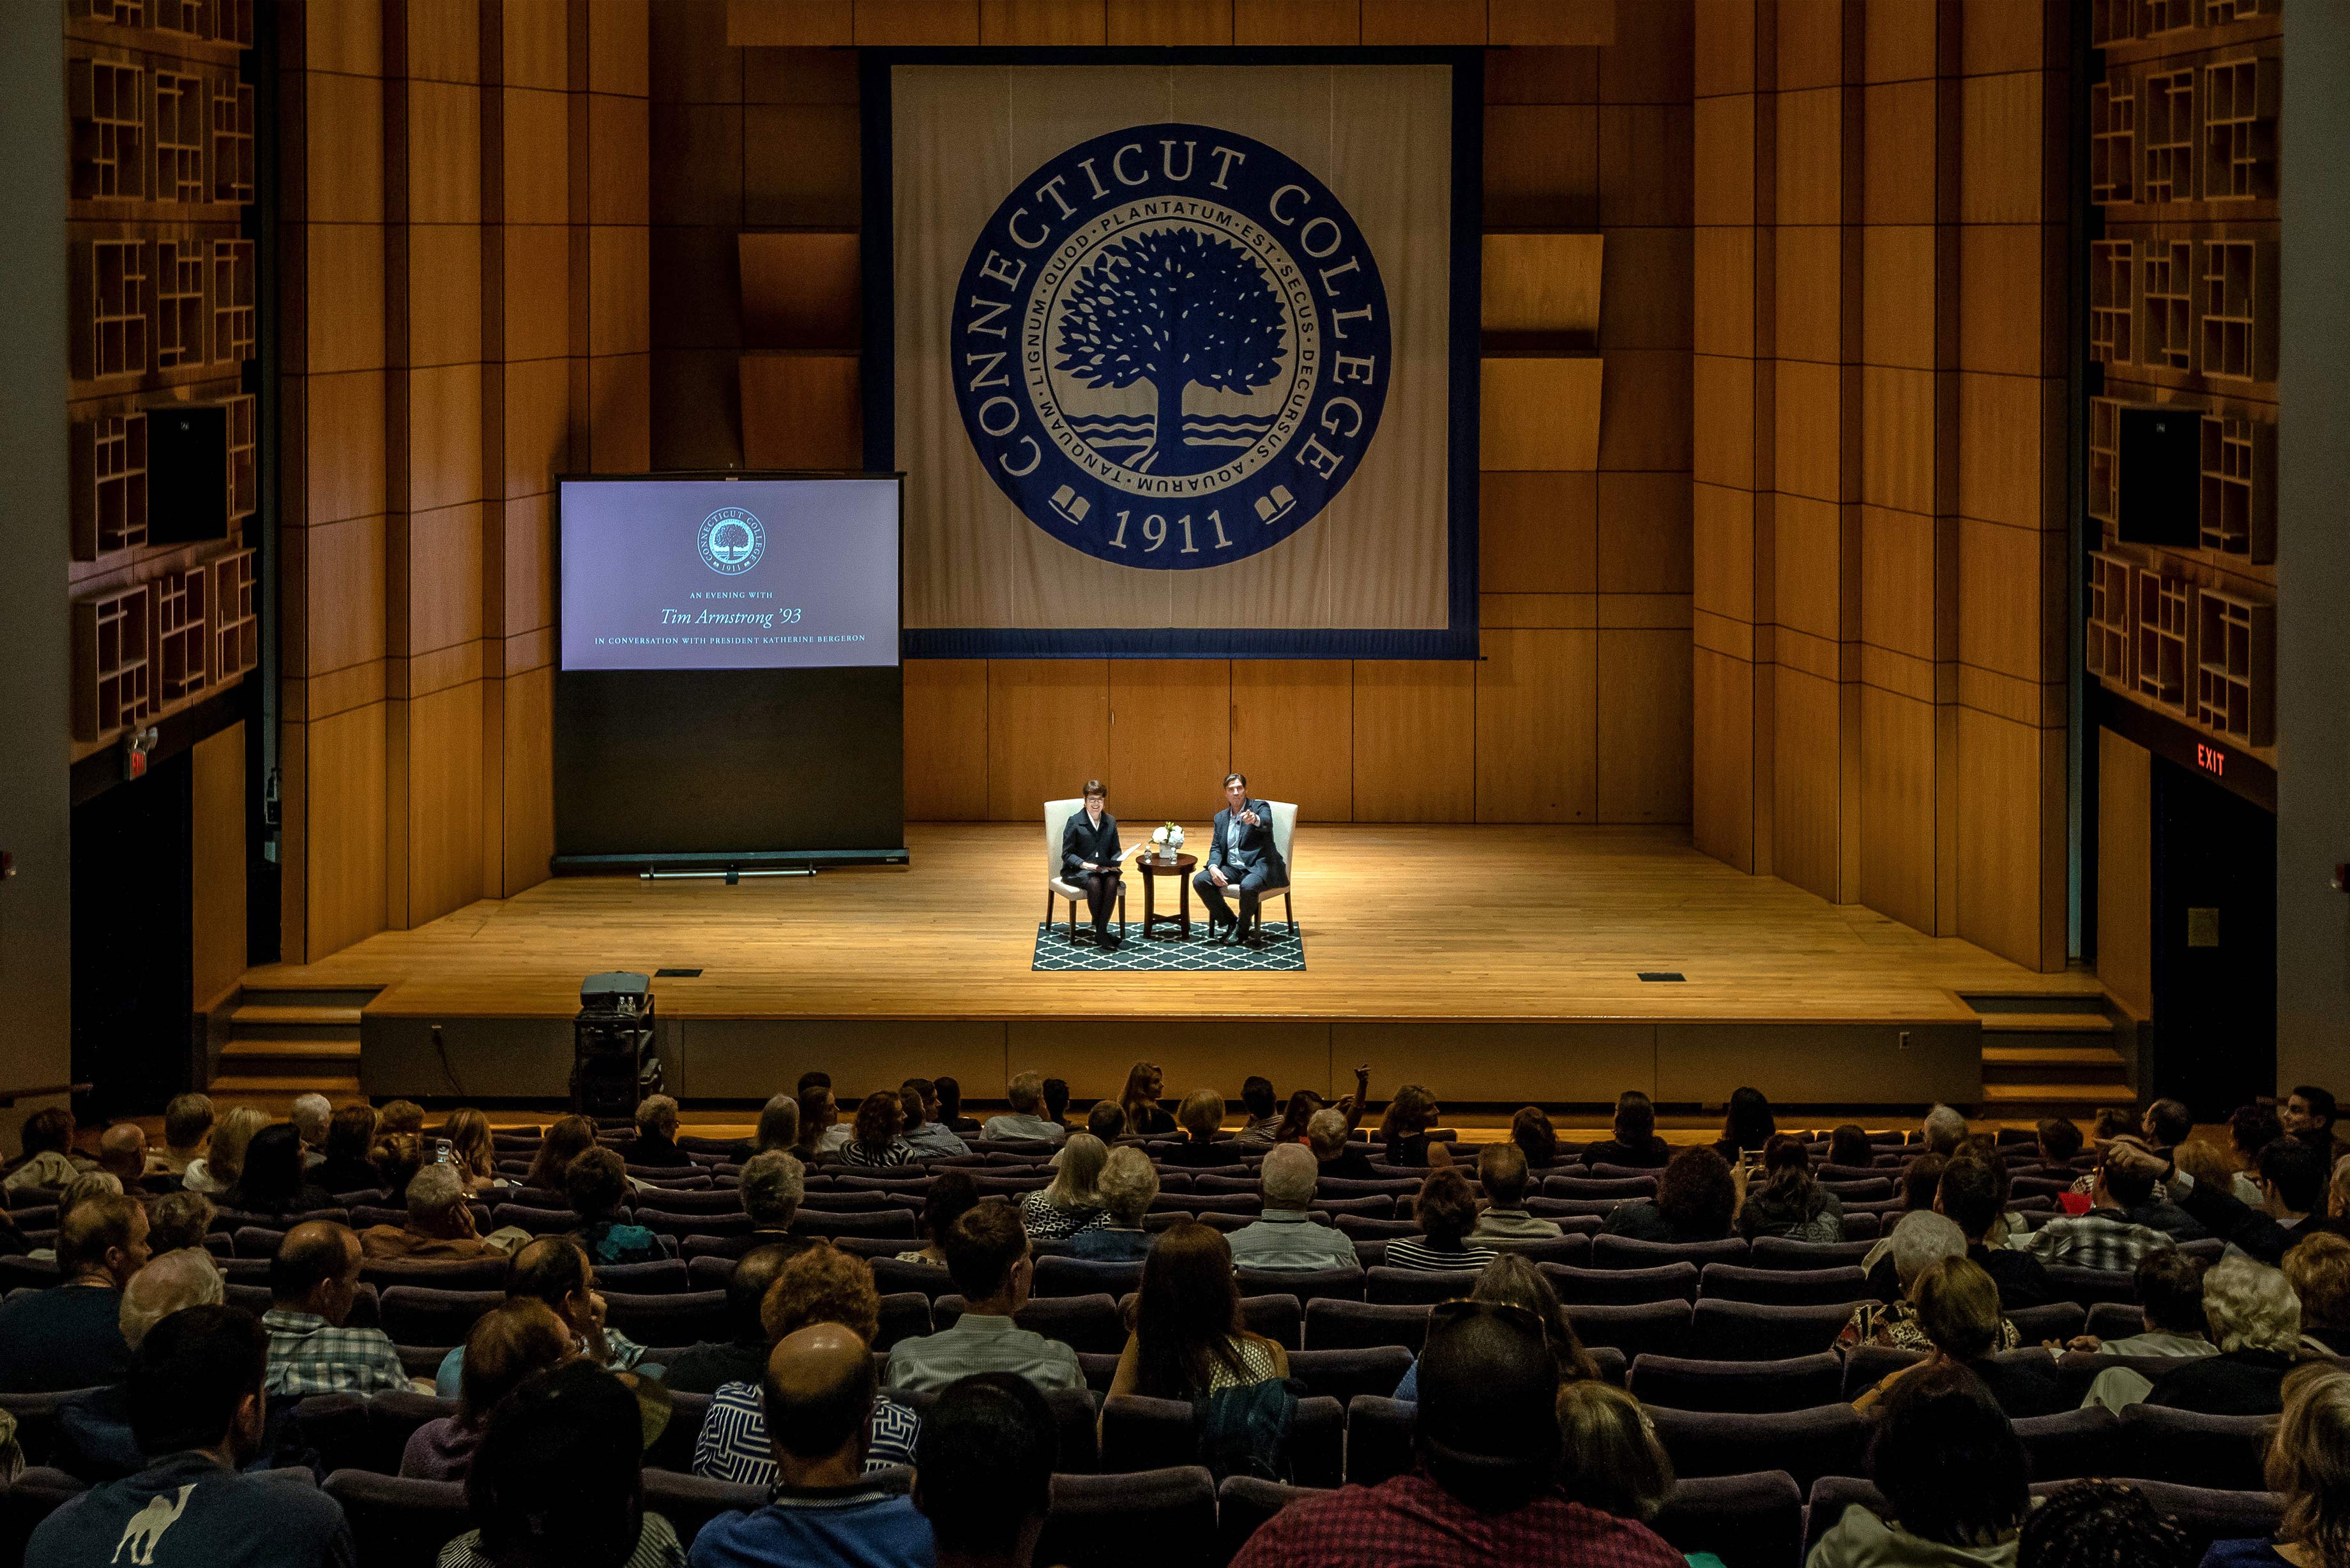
[628,1094,695,1169]
[378,1099,427,1138]
[448,1359,684,1568]
[289,1092,332,1160]
[220,1123,333,1216]
[1224,1144,1362,1273]
[4,1105,86,1191]
[1393,1252,1600,1401]
[1377,1083,1454,1168]
[1912,1256,2063,1417]
[1582,1090,1671,1170]
[2016,1147,2183,1267]
[119,1246,224,1352]
[1269,1089,1323,1147]
[739,1149,811,1250]
[841,1090,915,1168]
[1510,1105,1563,1170]
[524,1113,599,1193]
[439,1107,503,1194]
[898,1078,970,1159]
[1712,1085,1777,1165]
[1605,1146,1738,1243]
[2230,1104,2286,1200]
[1234,1076,1284,1144]
[2282,1085,2341,1157]
[1160,1089,1232,1168]
[358,1159,499,1260]
[2203,1362,2350,1568]
[1017,1133,1109,1240]
[436,1235,651,1396]
[982,1073,1066,1145]
[1922,1103,1971,1157]
[792,1086,840,1163]
[1738,1133,1843,1242]
[2286,1232,2350,1355]
[1828,1124,1874,1170]
[1934,1156,2054,1309]
[1555,1381,1675,1530]
[313,1102,383,1193]
[2071,1251,2217,1412]
[2035,1117,2086,1171]
[180,1104,263,1196]
[56,1248,227,1487]
[1231,1300,1684,1568]
[1118,1062,1175,1136]
[894,1170,980,1269]
[662,1243,805,1394]
[145,1189,216,1258]
[1469,1142,1563,1244]
[1067,1146,1156,1261]
[400,1299,575,1481]
[0,1192,146,1390]
[1386,1167,1499,1273]
[2017,1479,2195,1568]
[1307,1108,1376,1181]
[2129,1136,2346,1264]
[261,1221,410,1395]
[696,1244,921,1486]
[1083,1101,1126,1143]
[1812,1362,2028,1568]
[913,1373,1058,1568]
[748,1094,799,1159]
[61,1171,124,1214]
[568,1147,671,1265]
[934,1074,981,1134]
[2138,1097,2192,1157]
[149,1092,215,1177]
[1899,1153,1947,1214]
[1108,1221,1288,1403]
[95,1123,152,1196]
[690,1325,930,1568]
[1843,1212,2018,1355]
[26,1306,354,1567]
[2138,1253,2305,1415]
[883,1203,1084,1393]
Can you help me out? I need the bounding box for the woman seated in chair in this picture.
[1104,1221,1288,1411]
[1061,778,1123,948]
[839,1090,914,1168]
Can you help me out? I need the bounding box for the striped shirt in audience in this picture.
[1379,1238,1498,1274]
[695,1381,920,1486]
[838,1140,913,1168]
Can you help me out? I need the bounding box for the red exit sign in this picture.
[2196,742,2227,776]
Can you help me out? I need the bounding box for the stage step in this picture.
[212,983,381,1099]
[1967,993,2132,1123]
[1982,1082,2133,1110]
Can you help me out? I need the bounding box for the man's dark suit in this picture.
[1194,798,1285,934]
[1061,808,1122,939]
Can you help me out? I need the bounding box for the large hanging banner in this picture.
[866,54,1480,658]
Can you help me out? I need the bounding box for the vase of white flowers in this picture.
[1150,822,1185,864]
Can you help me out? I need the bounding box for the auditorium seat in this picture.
[1284,1346,1414,1405]
[1803,1476,1889,1558]
[1363,1267,1480,1306]
[1143,1210,1254,1234]
[890,1384,1098,1474]
[2012,1405,2121,1482]
[1215,1474,1322,1564]
[1314,1177,1423,1198]
[643,1468,777,1548]
[381,1286,500,1347]
[2052,1352,2187,1406]
[866,1256,953,1299]
[0,1257,58,1292]
[1307,1195,1394,1217]
[1591,1235,1748,1270]
[594,1259,690,1295]
[636,1187,752,1214]
[1698,1263,1870,1306]
[1627,1352,1844,1414]
[1563,1300,1693,1361]
[600,1290,729,1350]
[1649,1470,1805,1568]
[322,1469,469,1567]
[1036,1467,1217,1568]
[930,1293,1126,1355]
[633,1209,748,1240]
[830,1235,913,1261]
[2006,1300,2088,1344]
[1342,1397,1415,1486]
[1538,1262,1699,1306]
[2119,1405,2275,1491]
[1152,1193,1263,1217]
[1238,1293,1301,1351]
[1747,1237,1876,1270]
[353,1390,455,1477]
[1477,1231,1597,1263]
[1304,1299,1429,1353]
[1234,1267,1361,1307]
[1838,1212,1883,1239]
[1840,1345,1925,1401]
[1647,1404,1869,1489]
[1330,1215,1419,1240]
[1033,1257,1144,1297]
[2042,1264,2139,1308]
[490,1203,579,1234]
[1816,1178,1897,1203]
[2084,1300,2149,1341]
[1689,1300,1855,1361]
[1583,1163,1669,1181]
[2040,1479,2285,1556]
[0,1389,102,1470]
[1541,1175,1657,1201]
[1100,1394,1342,1487]
[232,1225,285,1258]
[228,1281,379,1331]
[873,1292,931,1352]
[785,1208,917,1239]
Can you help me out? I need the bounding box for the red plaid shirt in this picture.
[1228,1470,1687,1568]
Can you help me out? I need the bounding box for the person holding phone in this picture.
[1061,779,1124,948]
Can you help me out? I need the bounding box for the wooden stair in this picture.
[1965,993,2134,1124]
[208,983,382,1109]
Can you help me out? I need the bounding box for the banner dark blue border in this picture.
[861,48,1483,661]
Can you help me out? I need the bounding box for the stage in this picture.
[227,824,2106,1114]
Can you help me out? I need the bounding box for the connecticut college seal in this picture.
[698,507,766,576]
[951,124,1390,569]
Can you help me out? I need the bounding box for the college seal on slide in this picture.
[950,123,1391,569]
[697,507,766,575]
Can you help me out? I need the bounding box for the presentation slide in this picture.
[559,476,900,672]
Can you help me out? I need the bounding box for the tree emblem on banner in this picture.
[950,123,1391,570]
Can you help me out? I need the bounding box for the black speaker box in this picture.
[2115,404,2201,548]
[147,403,229,545]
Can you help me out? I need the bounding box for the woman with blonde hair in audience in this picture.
[1106,1221,1287,1409]
[2203,1361,2350,1568]
[839,1090,914,1168]
[522,1114,598,1195]
[1556,1382,1676,1528]
[791,1085,838,1165]
[1842,1212,2020,1357]
[2287,1233,2350,1358]
[1385,1166,1497,1272]
[1377,1083,1454,1168]
[1019,1132,1111,1240]
[1070,1147,1158,1262]
[1394,1251,1600,1401]
[439,1108,503,1194]
[1118,1062,1176,1136]
[1160,1089,1232,1168]
[181,1104,268,1195]
[749,1094,798,1157]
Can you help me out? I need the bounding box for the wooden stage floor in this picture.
[246,824,2102,1111]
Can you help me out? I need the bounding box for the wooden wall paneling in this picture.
[2095,727,2152,1018]
[1481,355,1603,471]
[1358,0,1484,45]
[987,661,1111,821]
[1482,472,1597,594]
[1858,684,1936,935]
[1598,104,1695,227]
[1106,0,1233,45]
[1105,661,1231,827]
[728,0,854,47]
[980,0,1111,44]
[1596,471,1694,594]
[739,352,860,467]
[1955,705,2047,970]
[1229,661,1353,824]
[1692,645,1755,870]
[1474,629,1596,823]
[738,230,859,350]
[1485,105,1598,227]
[650,0,742,103]
[1490,0,1615,48]
[1483,232,1603,344]
[1692,482,1754,623]
[1596,349,1692,472]
[649,103,747,227]
[1770,665,1842,901]
[1354,660,1474,822]
[852,1,983,46]
[904,660,989,820]
[409,678,486,924]
[190,721,246,1007]
[1599,226,1692,349]
[502,663,554,893]
[307,700,391,959]
[1234,0,1358,43]
[740,103,861,226]
[1596,629,1691,822]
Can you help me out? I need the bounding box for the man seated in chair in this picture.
[1195,772,1285,947]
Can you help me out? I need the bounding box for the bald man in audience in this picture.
[262,1221,416,1394]
[1225,1144,1363,1272]
[688,1323,932,1568]
[96,1124,154,1196]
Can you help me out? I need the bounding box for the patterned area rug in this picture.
[1030,920,1305,972]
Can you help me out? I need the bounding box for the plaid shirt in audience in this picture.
[1228,1470,1686,1568]
[694,1380,920,1486]
[2015,1210,2175,1271]
[260,1308,414,1396]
